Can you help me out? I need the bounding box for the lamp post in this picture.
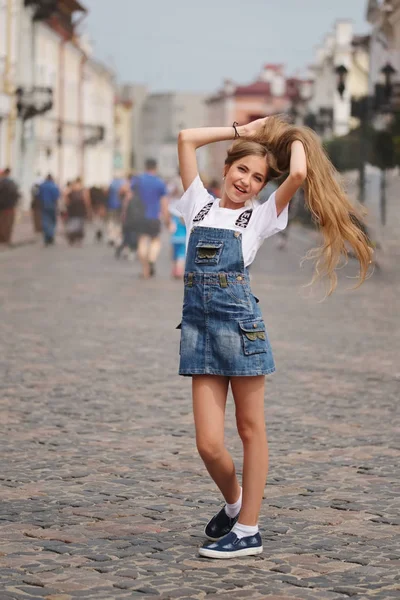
[375,62,396,226]
[343,61,396,205]
[15,86,53,159]
[349,62,397,218]
[381,62,396,103]
[15,86,53,122]
[335,64,348,99]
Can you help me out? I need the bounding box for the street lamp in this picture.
[376,62,397,226]
[83,125,105,146]
[335,64,348,99]
[349,61,397,218]
[381,62,396,96]
[375,62,397,110]
[15,86,53,121]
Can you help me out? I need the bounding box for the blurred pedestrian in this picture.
[38,174,60,246]
[115,178,144,260]
[89,185,108,242]
[31,171,43,233]
[136,159,168,278]
[168,182,186,278]
[64,177,91,246]
[0,168,20,245]
[106,173,127,246]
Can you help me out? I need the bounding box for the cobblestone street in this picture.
[1,228,399,600]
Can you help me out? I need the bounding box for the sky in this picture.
[81,0,370,94]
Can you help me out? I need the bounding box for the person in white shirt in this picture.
[175,116,372,559]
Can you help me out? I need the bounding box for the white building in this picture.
[119,83,148,173]
[141,92,207,179]
[82,56,115,187]
[11,0,115,208]
[308,21,370,138]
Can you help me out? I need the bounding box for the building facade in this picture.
[5,0,115,209]
[118,83,148,173]
[82,56,115,187]
[206,64,311,181]
[308,20,370,138]
[140,92,207,179]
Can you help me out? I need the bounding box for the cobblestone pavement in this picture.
[1,227,399,600]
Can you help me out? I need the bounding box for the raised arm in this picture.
[275,141,307,216]
[178,126,245,191]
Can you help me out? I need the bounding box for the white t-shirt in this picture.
[176,175,288,267]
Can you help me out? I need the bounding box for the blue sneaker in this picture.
[204,507,239,541]
[199,531,263,559]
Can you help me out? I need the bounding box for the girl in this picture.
[176,116,371,559]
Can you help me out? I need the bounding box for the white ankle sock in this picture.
[224,487,242,518]
[232,522,259,539]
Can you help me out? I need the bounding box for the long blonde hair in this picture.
[227,116,372,294]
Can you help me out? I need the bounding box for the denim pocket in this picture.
[239,319,267,355]
[195,242,223,264]
[226,284,251,306]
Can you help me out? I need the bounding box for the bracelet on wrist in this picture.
[232,121,240,139]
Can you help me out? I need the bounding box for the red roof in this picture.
[234,81,271,96]
[207,71,312,103]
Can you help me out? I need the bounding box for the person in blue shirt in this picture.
[135,159,168,278]
[38,174,60,246]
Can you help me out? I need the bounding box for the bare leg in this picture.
[231,375,268,525]
[175,257,185,278]
[148,236,161,264]
[137,235,150,278]
[192,375,241,504]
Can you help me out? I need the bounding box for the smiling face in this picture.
[223,154,268,207]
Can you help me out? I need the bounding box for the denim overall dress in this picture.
[178,226,275,376]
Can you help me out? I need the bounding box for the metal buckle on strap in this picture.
[219,273,228,288]
[187,272,194,287]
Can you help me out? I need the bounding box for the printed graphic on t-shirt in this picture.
[235,209,253,228]
[193,201,214,223]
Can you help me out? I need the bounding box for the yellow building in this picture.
[114,98,133,176]
[0,0,19,169]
